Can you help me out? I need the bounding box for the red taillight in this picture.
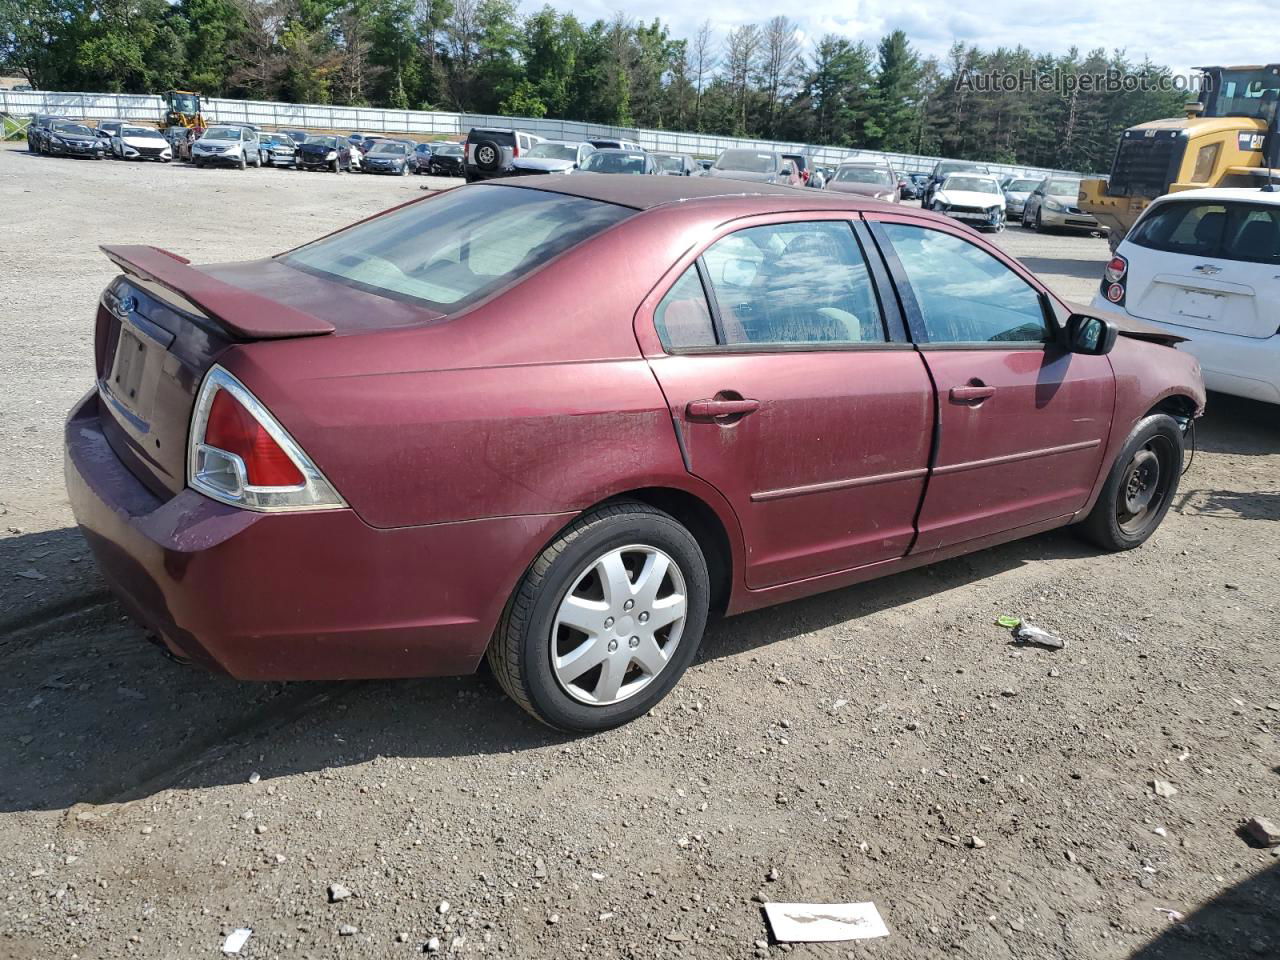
[1104,255,1128,284]
[512,142,519,158]
[204,389,304,487]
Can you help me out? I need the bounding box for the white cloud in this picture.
[540,0,1276,75]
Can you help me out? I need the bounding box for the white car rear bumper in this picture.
[1093,295,1280,404]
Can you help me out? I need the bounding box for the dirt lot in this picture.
[2,144,1278,960]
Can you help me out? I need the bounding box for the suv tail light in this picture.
[512,140,520,158]
[188,366,345,512]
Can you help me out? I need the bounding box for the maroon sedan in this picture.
[65,175,1205,731]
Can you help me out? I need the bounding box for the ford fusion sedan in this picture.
[40,122,106,159]
[930,173,1007,231]
[66,177,1203,732]
[111,125,173,162]
[1021,177,1102,233]
[826,164,899,202]
[1093,187,1280,404]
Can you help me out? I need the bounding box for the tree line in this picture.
[1,0,1190,171]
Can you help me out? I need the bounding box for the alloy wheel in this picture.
[550,545,688,706]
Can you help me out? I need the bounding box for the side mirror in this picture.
[1066,313,1118,355]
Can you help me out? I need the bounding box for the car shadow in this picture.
[1192,392,1280,456]
[0,522,1091,814]
[1126,861,1279,959]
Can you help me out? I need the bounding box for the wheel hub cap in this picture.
[551,545,688,706]
[1123,449,1160,514]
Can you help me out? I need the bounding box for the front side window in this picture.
[882,224,1049,344]
[700,221,886,345]
[283,185,631,311]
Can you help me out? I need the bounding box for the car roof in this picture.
[482,172,901,212]
[1147,186,1280,206]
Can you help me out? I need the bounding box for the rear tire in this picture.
[1076,414,1183,552]
[487,501,710,732]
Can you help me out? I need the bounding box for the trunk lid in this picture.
[93,246,340,500]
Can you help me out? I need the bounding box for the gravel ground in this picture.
[2,144,1278,960]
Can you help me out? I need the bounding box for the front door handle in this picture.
[686,397,760,421]
[950,384,996,403]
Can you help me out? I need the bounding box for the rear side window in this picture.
[283,185,631,311]
[654,267,716,349]
[882,224,1049,344]
[700,221,887,345]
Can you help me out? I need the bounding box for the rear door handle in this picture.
[686,398,760,420]
[950,384,996,403]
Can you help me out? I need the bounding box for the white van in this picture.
[1093,187,1280,403]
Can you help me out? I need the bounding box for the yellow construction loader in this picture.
[1080,64,1280,247]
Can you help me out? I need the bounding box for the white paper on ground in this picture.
[763,901,890,942]
[222,928,253,954]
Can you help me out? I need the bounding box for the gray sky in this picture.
[548,0,1273,74]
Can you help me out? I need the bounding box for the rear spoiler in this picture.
[100,244,335,339]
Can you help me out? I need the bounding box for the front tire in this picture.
[488,501,710,732]
[1076,413,1183,551]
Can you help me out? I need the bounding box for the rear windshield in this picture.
[834,166,892,185]
[716,150,775,173]
[1130,200,1280,264]
[654,154,684,173]
[282,185,632,311]
[470,129,515,146]
[582,152,647,174]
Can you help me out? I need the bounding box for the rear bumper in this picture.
[1090,296,1280,404]
[65,391,572,680]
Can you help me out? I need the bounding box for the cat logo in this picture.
[1237,132,1267,152]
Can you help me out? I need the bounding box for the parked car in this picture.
[1093,187,1280,404]
[922,160,991,207]
[464,127,543,182]
[426,142,464,177]
[192,125,262,169]
[826,163,899,202]
[362,140,415,175]
[412,142,433,172]
[509,140,596,176]
[297,135,353,172]
[93,119,128,146]
[39,121,107,159]
[1003,177,1042,220]
[26,114,69,152]
[930,172,1007,231]
[901,172,929,200]
[257,132,297,167]
[780,153,811,185]
[1021,177,1102,234]
[589,138,642,151]
[651,152,699,176]
[707,148,801,186]
[279,129,309,144]
[696,159,713,173]
[111,124,173,162]
[65,177,1203,733]
[579,148,657,175]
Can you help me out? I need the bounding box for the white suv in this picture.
[1094,187,1280,404]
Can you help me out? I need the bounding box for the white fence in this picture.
[0,89,1085,180]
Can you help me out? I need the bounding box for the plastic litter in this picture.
[222,928,252,954]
